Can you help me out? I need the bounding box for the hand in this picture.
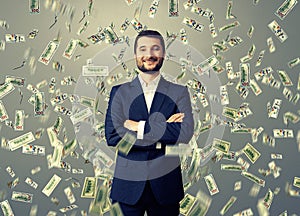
[166,113,185,123]
[124,120,139,131]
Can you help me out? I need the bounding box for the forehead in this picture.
[136,36,162,47]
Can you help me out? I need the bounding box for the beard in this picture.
[136,56,164,74]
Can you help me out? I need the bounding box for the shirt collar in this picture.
[138,73,161,88]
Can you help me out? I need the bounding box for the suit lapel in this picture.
[129,77,149,118]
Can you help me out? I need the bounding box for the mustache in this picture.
[143,56,159,61]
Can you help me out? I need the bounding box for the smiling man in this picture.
[105,30,194,216]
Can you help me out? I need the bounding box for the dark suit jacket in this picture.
[105,76,194,205]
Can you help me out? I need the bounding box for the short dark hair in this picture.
[134,30,165,54]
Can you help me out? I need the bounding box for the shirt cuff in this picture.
[137,121,146,139]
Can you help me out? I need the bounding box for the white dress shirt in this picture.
[137,73,161,139]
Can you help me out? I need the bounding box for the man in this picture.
[105,30,194,216]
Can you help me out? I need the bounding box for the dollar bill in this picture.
[180,28,188,45]
[36,80,47,89]
[0,100,9,122]
[82,65,109,76]
[275,0,298,20]
[25,177,38,189]
[188,148,201,180]
[219,21,240,32]
[235,82,249,100]
[197,55,218,74]
[247,25,254,38]
[222,106,238,121]
[263,188,274,209]
[63,139,77,158]
[130,18,147,33]
[255,50,265,67]
[22,144,45,156]
[0,82,15,99]
[271,153,283,159]
[226,1,235,19]
[240,63,250,86]
[204,173,219,195]
[0,40,5,51]
[7,177,20,189]
[268,98,282,119]
[38,41,59,65]
[77,20,90,36]
[273,129,294,138]
[220,85,230,105]
[42,174,61,197]
[166,145,192,156]
[220,196,237,215]
[51,143,64,168]
[30,0,40,13]
[288,57,300,68]
[5,75,26,87]
[31,166,41,175]
[267,37,276,53]
[169,0,179,17]
[212,138,230,153]
[179,193,197,215]
[29,204,38,216]
[221,164,243,171]
[283,86,293,101]
[89,184,109,214]
[5,34,25,43]
[241,171,265,187]
[242,143,261,164]
[59,204,78,213]
[182,17,204,32]
[63,39,78,59]
[262,133,276,147]
[8,131,35,151]
[11,191,33,203]
[117,132,136,155]
[209,22,218,38]
[0,20,9,30]
[110,202,124,216]
[0,200,14,216]
[234,181,242,191]
[148,0,160,18]
[189,190,211,216]
[254,66,273,80]
[70,107,93,125]
[293,177,300,188]
[191,6,211,18]
[249,183,261,197]
[268,20,288,43]
[237,157,250,171]
[233,208,254,216]
[80,96,95,108]
[52,116,63,135]
[250,79,262,96]
[277,70,293,86]
[95,151,114,168]
[34,92,45,116]
[81,177,97,198]
[228,36,243,47]
[283,111,299,125]
[64,187,76,204]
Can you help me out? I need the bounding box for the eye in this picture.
[139,47,146,52]
[152,45,160,51]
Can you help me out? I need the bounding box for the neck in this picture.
[139,71,160,85]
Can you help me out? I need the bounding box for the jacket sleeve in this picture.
[105,86,134,147]
[142,86,194,145]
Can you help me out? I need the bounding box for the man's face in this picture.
[135,36,165,73]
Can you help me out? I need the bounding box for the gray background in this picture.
[0,0,299,215]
